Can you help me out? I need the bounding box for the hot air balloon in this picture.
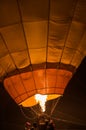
[0,0,86,115]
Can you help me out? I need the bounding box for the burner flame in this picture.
[35,94,47,112]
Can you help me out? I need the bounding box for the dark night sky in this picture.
[0,57,86,130]
[55,57,86,127]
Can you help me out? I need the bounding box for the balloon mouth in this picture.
[20,94,62,108]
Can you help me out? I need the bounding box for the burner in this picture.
[25,113,55,130]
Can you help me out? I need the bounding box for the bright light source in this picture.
[35,94,47,112]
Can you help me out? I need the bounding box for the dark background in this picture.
[0,57,86,130]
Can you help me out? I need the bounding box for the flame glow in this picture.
[35,94,47,112]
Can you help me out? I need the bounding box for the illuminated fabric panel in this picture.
[0,0,86,106]
[4,68,72,106]
[0,0,85,79]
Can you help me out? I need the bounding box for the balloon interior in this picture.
[0,0,86,129]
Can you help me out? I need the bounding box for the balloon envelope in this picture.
[0,0,86,106]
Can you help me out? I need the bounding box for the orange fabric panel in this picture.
[27,90,37,97]
[55,88,65,95]
[21,72,36,91]
[46,69,57,88]
[45,88,56,94]
[56,70,72,89]
[15,97,22,104]
[37,88,47,95]
[4,78,18,98]
[19,93,28,102]
[4,69,72,105]
[33,69,45,89]
[11,74,26,95]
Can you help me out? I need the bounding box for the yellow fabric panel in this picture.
[24,22,47,49]
[20,95,38,107]
[47,94,61,101]
[29,48,46,64]
[17,90,37,104]
[11,50,30,69]
[1,24,27,52]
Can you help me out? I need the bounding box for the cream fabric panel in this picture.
[73,0,86,23]
[48,0,76,63]
[65,22,86,66]
[1,24,30,68]
[24,22,47,49]
[0,35,8,58]
[49,22,68,47]
[0,67,5,78]
[1,24,27,52]
[0,55,16,75]
[71,51,85,68]
[78,31,86,55]
[61,47,75,64]
[66,22,85,49]
[0,35,15,77]
[48,46,62,62]
[19,0,49,22]
[11,50,30,69]
[63,0,86,67]
[29,48,46,64]
[19,0,49,64]
[50,0,75,17]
